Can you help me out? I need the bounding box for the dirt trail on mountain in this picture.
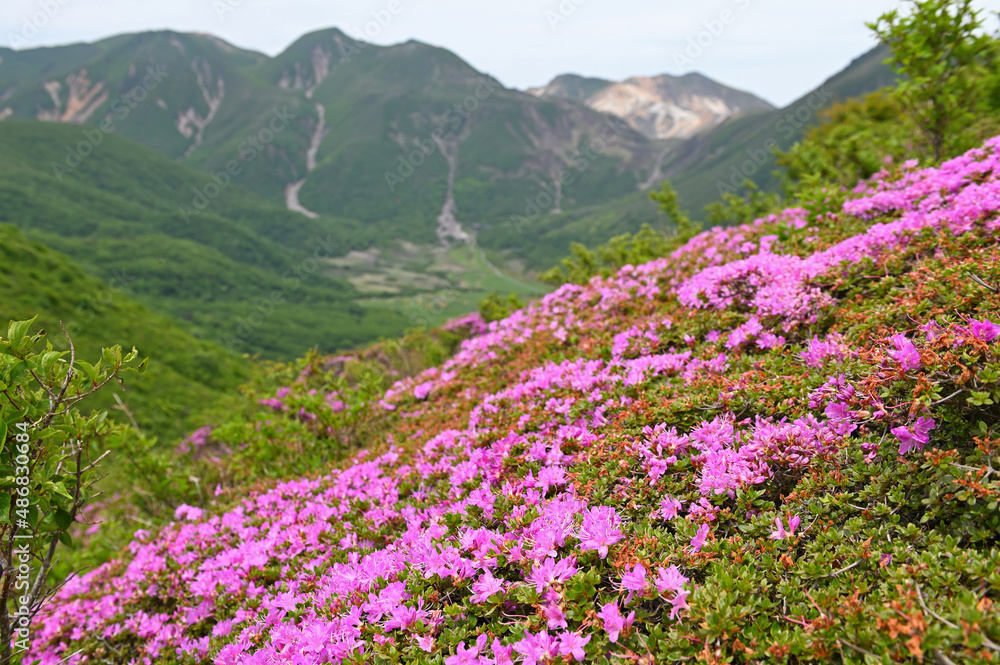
[178,59,225,158]
[286,103,327,218]
[431,134,472,246]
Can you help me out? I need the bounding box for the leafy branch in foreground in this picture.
[0,318,144,664]
[869,0,997,161]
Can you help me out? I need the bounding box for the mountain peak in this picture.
[529,71,773,140]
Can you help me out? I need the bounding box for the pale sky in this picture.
[3,0,1000,106]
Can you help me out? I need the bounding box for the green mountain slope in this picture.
[0,32,894,277]
[660,45,896,210]
[0,120,409,358]
[0,223,249,437]
[264,30,659,241]
[0,29,660,245]
[0,32,301,162]
[482,46,896,269]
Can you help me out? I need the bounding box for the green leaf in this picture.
[7,317,36,347]
[7,360,28,386]
[0,493,9,523]
[968,391,994,406]
[102,346,123,368]
[44,481,74,502]
[75,360,99,383]
[38,351,63,374]
[53,508,73,530]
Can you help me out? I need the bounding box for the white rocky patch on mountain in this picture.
[36,70,108,124]
[176,58,225,157]
[528,72,773,140]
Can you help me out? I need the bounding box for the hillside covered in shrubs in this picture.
[22,133,1000,664]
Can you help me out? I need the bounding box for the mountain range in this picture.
[0,29,896,366]
[0,29,657,241]
[0,30,892,242]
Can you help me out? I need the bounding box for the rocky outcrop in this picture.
[176,58,225,157]
[529,72,773,140]
[278,45,334,99]
[36,70,108,123]
[285,103,328,219]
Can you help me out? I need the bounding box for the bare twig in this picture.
[916,583,1000,653]
[914,583,959,629]
[53,322,76,408]
[26,367,57,406]
[112,393,141,433]
[951,462,993,480]
[813,559,862,579]
[931,388,966,405]
[969,272,998,292]
[837,639,878,658]
[53,648,85,665]
[933,648,958,665]
[80,450,112,475]
[0,389,21,409]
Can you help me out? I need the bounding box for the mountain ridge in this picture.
[0,30,894,293]
[528,70,775,140]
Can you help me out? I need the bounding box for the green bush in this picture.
[0,318,143,664]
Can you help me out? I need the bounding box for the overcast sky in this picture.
[3,0,1000,106]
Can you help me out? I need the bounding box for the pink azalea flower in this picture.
[620,563,647,604]
[659,496,682,520]
[446,634,488,665]
[597,602,634,643]
[512,630,559,665]
[577,506,623,559]
[824,401,850,422]
[969,318,1000,342]
[492,638,515,665]
[470,569,504,603]
[174,504,203,521]
[892,416,936,455]
[527,556,578,593]
[669,588,691,620]
[558,631,591,661]
[543,597,568,630]
[654,565,688,595]
[889,334,921,371]
[413,381,434,400]
[769,514,801,540]
[689,523,710,553]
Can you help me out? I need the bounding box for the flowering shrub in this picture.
[25,137,1000,663]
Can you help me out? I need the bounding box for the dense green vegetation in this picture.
[0,120,410,359]
[780,0,1000,194]
[0,223,249,439]
[0,29,657,253]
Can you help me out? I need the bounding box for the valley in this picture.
[6,4,1000,663]
[0,28,894,363]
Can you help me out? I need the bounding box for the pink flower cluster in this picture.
[26,136,1000,665]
